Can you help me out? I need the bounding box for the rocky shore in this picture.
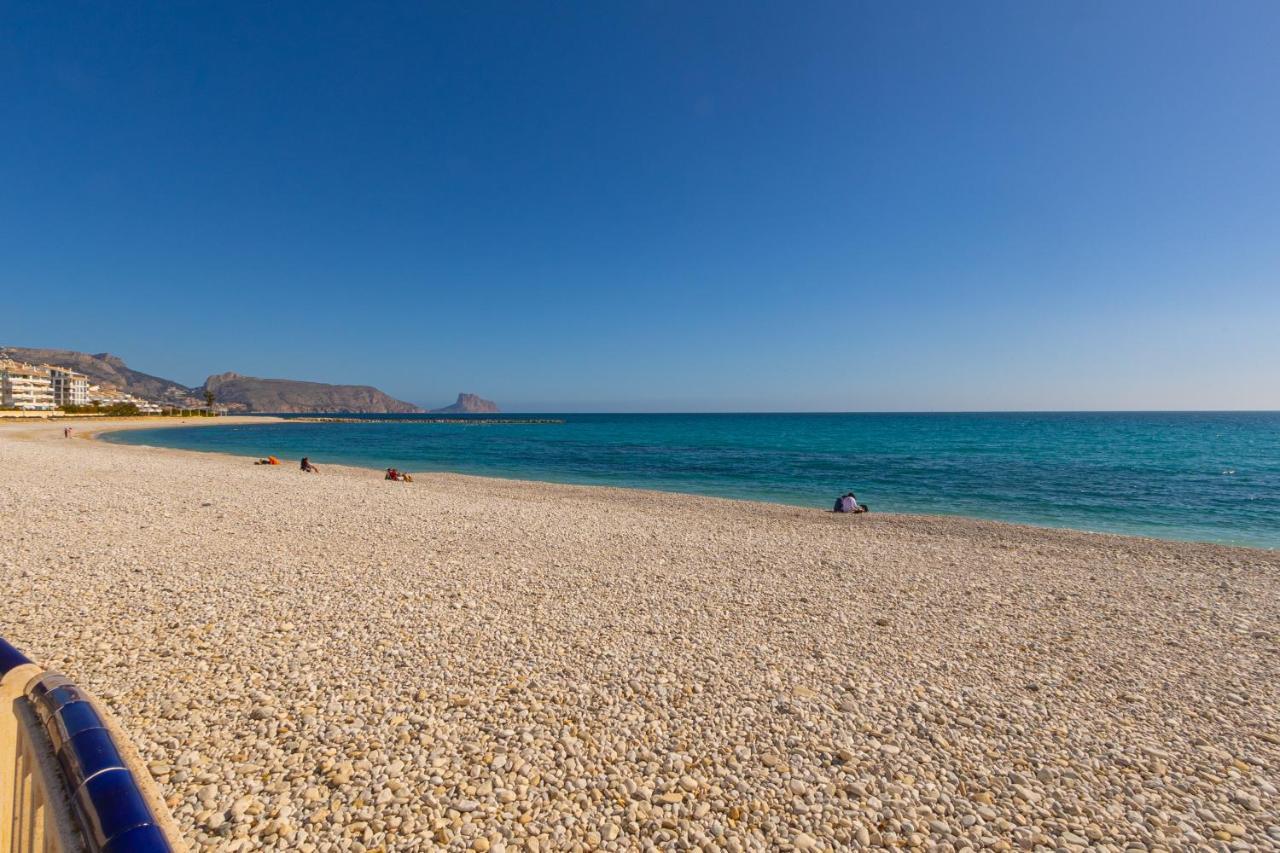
[1,420,1277,851]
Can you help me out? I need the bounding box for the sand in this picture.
[2,419,1277,851]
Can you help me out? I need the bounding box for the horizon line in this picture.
[321,408,1280,416]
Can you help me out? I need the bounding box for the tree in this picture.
[204,389,215,410]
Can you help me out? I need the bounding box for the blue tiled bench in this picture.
[1,636,186,852]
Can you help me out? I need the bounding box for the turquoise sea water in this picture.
[104,412,1280,549]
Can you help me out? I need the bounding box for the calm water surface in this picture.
[105,412,1280,549]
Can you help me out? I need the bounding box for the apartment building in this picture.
[48,366,91,407]
[0,360,56,410]
[88,385,163,414]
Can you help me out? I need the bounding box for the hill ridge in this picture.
[0,345,483,414]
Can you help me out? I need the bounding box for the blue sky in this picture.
[2,2,1278,411]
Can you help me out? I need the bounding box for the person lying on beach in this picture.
[255,456,281,465]
[300,457,319,473]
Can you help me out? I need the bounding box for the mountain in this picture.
[1,345,428,414]
[203,372,423,414]
[0,346,199,405]
[430,393,500,414]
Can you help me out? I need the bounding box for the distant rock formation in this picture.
[202,372,423,414]
[431,393,500,414]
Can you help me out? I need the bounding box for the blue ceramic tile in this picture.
[47,700,105,753]
[73,767,154,848]
[58,727,125,787]
[27,674,74,724]
[0,636,32,678]
[27,672,72,698]
[30,677,93,726]
[56,700,104,737]
[101,823,172,853]
[46,683,93,711]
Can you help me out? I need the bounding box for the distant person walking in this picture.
[300,457,320,473]
[63,427,72,438]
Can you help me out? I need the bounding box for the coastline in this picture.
[25,413,1274,562]
[3,418,1278,849]
[0,414,284,441]
[90,415,1277,553]
[81,414,286,439]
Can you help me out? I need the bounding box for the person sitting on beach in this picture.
[385,467,400,480]
[300,457,319,473]
[835,492,868,513]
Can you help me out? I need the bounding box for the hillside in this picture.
[1,346,432,414]
[0,346,199,405]
[203,372,423,414]
[430,393,500,414]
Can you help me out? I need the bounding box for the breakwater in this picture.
[288,417,565,425]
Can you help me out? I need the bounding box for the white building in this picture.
[88,384,163,414]
[0,361,55,410]
[48,366,90,407]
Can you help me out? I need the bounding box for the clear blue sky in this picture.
[3,2,1278,411]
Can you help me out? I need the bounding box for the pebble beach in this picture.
[2,419,1277,852]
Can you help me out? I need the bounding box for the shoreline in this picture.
[0,413,284,440]
[2,419,1277,849]
[82,416,1275,554]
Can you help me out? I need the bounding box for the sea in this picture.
[103,412,1280,549]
